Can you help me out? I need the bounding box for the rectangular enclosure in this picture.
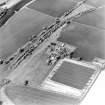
[51,60,95,89]
[41,58,101,98]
